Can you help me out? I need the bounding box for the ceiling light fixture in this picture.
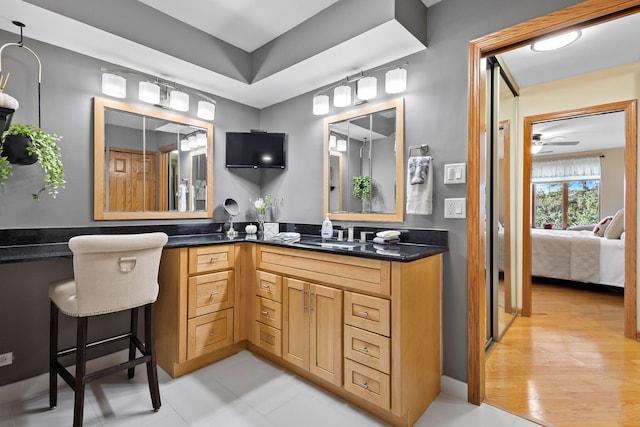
[531,143,544,154]
[311,62,408,115]
[531,30,581,52]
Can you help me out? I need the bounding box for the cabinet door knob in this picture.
[357,346,369,353]
[260,310,270,317]
[356,311,369,318]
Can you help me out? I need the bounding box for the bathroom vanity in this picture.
[154,236,444,427]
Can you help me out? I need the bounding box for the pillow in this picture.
[604,208,625,239]
[593,216,613,237]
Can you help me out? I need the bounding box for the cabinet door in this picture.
[309,283,343,386]
[282,277,309,369]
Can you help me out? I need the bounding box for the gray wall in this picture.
[0,0,583,386]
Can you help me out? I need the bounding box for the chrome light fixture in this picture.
[138,81,160,104]
[197,100,216,120]
[385,67,407,94]
[357,76,377,100]
[313,94,330,115]
[333,84,352,107]
[101,73,126,98]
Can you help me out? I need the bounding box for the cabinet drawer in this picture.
[344,359,390,410]
[255,321,282,357]
[187,308,234,359]
[344,292,390,337]
[188,271,234,318]
[188,245,234,274]
[254,296,282,330]
[344,325,390,374]
[256,270,282,302]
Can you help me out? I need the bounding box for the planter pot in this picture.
[1,134,38,165]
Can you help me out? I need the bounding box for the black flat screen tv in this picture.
[225,132,286,169]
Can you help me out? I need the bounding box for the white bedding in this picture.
[530,228,625,287]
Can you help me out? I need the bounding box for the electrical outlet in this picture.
[444,198,466,218]
[0,352,13,367]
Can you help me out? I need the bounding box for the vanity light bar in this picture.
[100,70,216,121]
[312,62,408,116]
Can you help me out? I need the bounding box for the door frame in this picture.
[522,102,637,319]
[467,0,640,405]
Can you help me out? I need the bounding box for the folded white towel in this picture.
[406,156,433,215]
[376,230,401,238]
[373,236,400,245]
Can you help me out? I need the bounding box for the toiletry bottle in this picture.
[321,214,333,239]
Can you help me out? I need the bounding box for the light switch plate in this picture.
[444,198,466,218]
[444,163,466,184]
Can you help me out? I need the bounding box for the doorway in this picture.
[466,0,639,405]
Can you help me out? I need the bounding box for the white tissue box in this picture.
[263,222,279,239]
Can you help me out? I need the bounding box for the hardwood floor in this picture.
[485,280,640,427]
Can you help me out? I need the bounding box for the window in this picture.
[532,156,601,229]
[533,180,600,229]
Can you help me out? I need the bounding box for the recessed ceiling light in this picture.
[531,30,581,52]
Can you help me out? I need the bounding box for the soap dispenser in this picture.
[321,214,333,239]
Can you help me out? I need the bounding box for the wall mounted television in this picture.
[225,131,287,169]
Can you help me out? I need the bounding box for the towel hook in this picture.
[408,144,429,156]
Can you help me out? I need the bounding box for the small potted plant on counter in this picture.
[0,122,65,200]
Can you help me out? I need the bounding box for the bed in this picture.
[498,228,625,287]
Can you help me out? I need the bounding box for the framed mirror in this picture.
[94,97,214,220]
[323,98,404,222]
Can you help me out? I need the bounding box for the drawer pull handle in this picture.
[356,311,369,318]
[357,347,369,353]
[209,256,219,263]
[260,310,270,317]
[261,284,271,291]
[209,332,217,337]
[356,381,369,390]
[260,337,271,344]
[209,291,220,297]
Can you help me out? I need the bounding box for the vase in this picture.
[258,214,265,235]
[1,134,38,165]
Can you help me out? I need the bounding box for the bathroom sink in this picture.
[293,239,366,250]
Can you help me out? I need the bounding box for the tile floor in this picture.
[0,350,539,426]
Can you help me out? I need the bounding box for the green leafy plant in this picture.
[352,176,372,201]
[0,123,65,200]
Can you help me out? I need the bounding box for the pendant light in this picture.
[169,89,189,111]
[102,73,126,98]
[385,67,407,94]
[333,84,351,107]
[138,81,160,104]
[313,94,330,115]
[357,76,377,100]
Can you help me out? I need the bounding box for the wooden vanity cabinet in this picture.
[156,244,244,378]
[252,245,443,427]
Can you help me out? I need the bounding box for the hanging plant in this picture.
[352,176,372,201]
[0,122,65,200]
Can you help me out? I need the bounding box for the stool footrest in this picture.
[57,332,135,358]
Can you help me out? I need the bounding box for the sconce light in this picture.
[102,73,126,98]
[385,67,407,94]
[138,81,160,104]
[170,89,189,112]
[313,94,330,115]
[357,76,377,100]
[196,132,207,147]
[333,84,352,107]
[329,134,337,150]
[197,100,216,120]
[101,70,217,120]
[180,138,190,151]
[337,138,347,152]
[312,62,407,115]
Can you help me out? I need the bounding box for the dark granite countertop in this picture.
[0,229,447,264]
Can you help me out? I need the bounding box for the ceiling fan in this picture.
[531,133,580,154]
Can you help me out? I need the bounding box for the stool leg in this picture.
[73,316,88,427]
[49,301,58,410]
[128,307,139,379]
[144,303,161,411]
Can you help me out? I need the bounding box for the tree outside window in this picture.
[534,180,599,229]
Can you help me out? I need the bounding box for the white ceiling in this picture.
[498,12,640,157]
[0,0,439,109]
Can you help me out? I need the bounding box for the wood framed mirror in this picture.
[323,98,404,222]
[93,97,214,220]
